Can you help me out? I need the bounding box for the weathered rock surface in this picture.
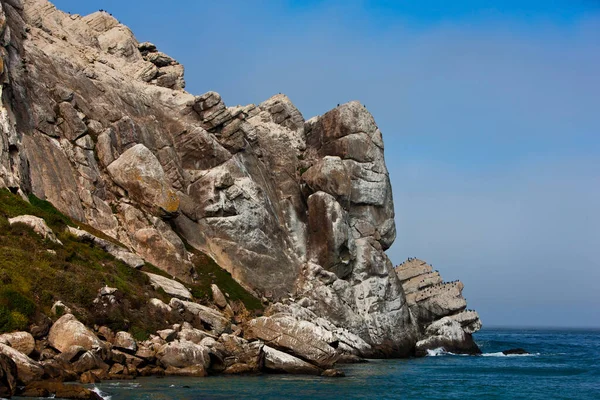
[217,334,264,374]
[169,298,231,336]
[396,258,482,355]
[0,354,17,398]
[17,381,103,400]
[211,284,228,309]
[415,317,481,356]
[107,144,180,216]
[246,314,339,368]
[48,314,104,353]
[0,0,483,371]
[0,331,35,356]
[145,273,192,300]
[8,215,62,244]
[67,227,145,269]
[156,340,210,369]
[113,331,137,353]
[0,343,44,384]
[263,345,322,375]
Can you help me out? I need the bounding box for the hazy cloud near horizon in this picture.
[52,0,600,327]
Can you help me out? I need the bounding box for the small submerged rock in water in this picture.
[321,369,345,377]
[501,348,529,355]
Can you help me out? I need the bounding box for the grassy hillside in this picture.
[0,189,262,338]
[0,189,170,337]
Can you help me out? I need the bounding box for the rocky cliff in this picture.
[396,258,481,355]
[0,0,481,385]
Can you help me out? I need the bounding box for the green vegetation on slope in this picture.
[0,189,263,337]
[0,189,168,336]
[141,238,264,312]
[189,250,263,312]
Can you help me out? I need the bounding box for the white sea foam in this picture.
[426,347,449,356]
[92,386,112,400]
[426,348,539,357]
[482,352,540,357]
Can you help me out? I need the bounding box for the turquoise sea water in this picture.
[36,329,600,400]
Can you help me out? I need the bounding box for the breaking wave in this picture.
[426,348,539,357]
[91,386,112,400]
[481,352,540,357]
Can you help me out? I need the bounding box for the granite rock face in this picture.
[0,0,481,362]
[396,258,482,354]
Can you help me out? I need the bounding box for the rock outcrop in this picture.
[396,258,482,354]
[0,0,483,382]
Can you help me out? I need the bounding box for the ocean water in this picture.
[45,329,600,400]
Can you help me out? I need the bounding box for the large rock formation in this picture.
[396,258,481,354]
[0,0,481,367]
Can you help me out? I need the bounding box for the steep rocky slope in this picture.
[0,0,481,384]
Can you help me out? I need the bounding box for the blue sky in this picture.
[52,0,600,328]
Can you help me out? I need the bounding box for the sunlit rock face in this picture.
[396,258,482,355]
[0,0,479,357]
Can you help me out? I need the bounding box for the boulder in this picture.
[113,331,137,353]
[55,345,87,364]
[211,284,228,309]
[263,346,322,375]
[156,340,210,369]
[66,227,145,269]
[157,329,177,342]
[0,332,35,356]
[135,345,156,361]
[8,215,62,244]
[177,327,210,344]
[246,315,338,368]
[218,335,264,374]
[145,273,192,300]
[0,343,44,384]
[17,381,103,400]
[110,349,146,369]
[149,298,172,313]
[71,351,109,374]
[107,144,180,215]
[29,314,53,339]
[164,365,207,377]
[97,326,115,343]
[169,298,231,335]
[321,368,346,377]
[415,317,481,356]
[0,354,17,398]
[48,314,104,353]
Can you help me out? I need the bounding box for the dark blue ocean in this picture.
[82,329,600,399]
